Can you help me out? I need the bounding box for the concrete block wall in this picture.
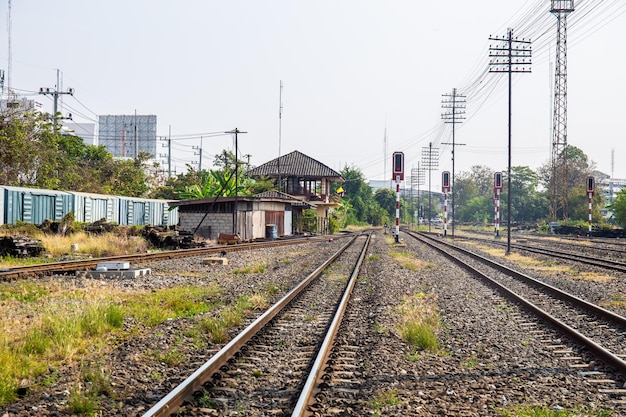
[179,213,233,239]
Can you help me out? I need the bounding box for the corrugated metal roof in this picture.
[247,150,344,181]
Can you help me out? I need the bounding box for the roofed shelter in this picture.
[169,192,313,241]
[247,150,345,234]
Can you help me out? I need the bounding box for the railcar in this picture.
[0,185,178,227]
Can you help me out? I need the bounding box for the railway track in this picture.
[407,231,626,406]
[457,229,626,265]
[0,234,352,281]
[141,232,371,416]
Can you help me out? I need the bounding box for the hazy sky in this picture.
[2,1,625,189]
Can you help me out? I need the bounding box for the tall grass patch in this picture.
[0,280,223,408]
[396,292,440,352]
[40,231,148,258]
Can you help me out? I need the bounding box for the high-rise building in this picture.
[98,114,157,158]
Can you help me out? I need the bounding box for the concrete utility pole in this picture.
[441,88,466,238]
[421,143,439,233]
[489,28,532,255]
[550,0,574,221]
[39,84,74,129]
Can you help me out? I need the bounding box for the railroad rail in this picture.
[141,232,371,416]
[0,233,353,281]
[407,230,626,380]
[445,230,626,273]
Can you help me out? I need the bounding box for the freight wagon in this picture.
[0,185,178,227]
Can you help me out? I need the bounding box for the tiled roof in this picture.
[247,150,344,182]
[254,190,315,207]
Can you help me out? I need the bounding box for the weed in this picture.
[66,386,99,416]
[154,348,184,366]
[396,293,440,352]
[371,389,402,410]
[196,390,214,408]
[372,323,388,334]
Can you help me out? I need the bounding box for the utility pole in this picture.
[39,82,74,130]
[412,164,425,227]
[134,110,138,158]
[441,88,466,238]
[422,143,439,233]
[168,126,172,178]
[550,0,574,221]
[225,128,247,235]
[489,28,532,255]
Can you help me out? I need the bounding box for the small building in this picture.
[169,191,313,241]
[247,150,345,234]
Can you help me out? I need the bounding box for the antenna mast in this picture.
[277,80,283,192]
[383,120,388,185]
[7,0,12,96]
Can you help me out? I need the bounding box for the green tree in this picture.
[607,189,626,228]
[339,165,384,226]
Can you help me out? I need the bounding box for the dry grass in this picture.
[395,292,440,352]
[0,280,222,407]
[388,250,433,271]
[40,231,148,258]
[464,242,615,282]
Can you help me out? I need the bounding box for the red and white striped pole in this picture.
[442,171,450,238]
[495,189,500,237]
[392,152,404,244]
[395,178,400,243]
[587,176,595,236]
[494,172,503,238]
[589,193,593,236]
[443,192,448,237]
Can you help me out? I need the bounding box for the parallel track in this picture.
[0,234,352,281]
[141,232,371,416]
[407,231,626,380]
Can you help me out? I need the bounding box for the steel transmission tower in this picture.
[550,0,574,221]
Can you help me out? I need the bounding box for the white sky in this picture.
[2,1,625,189]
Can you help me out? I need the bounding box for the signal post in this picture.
[392,152,404,244]
[442,171,450,237]
[587,176,594,236]
[494,172,503,238]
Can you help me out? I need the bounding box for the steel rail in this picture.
[141,234,361,417]
[0,234,352,280]
[449,230,626,269]
[291,232,371,416]
[413,231,626,329]
[408,231,626,378]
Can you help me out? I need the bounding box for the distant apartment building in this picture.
[0,97,43,112]
[61,122,97,146]
[98,115,157,158]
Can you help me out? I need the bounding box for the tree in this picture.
[539,145,595,220]
[607,189,626,228]
[339,165,384,226]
